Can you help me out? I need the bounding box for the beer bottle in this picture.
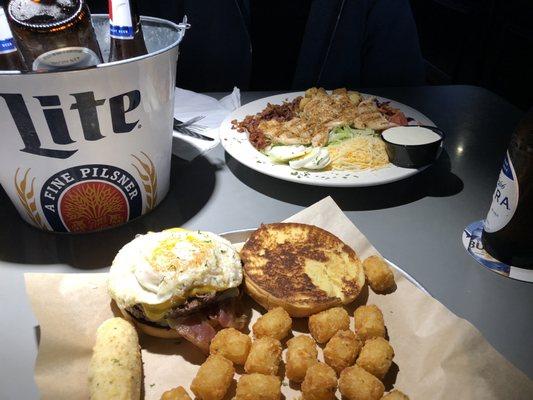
[7,0,103,72]
[0,6,27,71]
[482,107,533,268]
[108,0,147,62]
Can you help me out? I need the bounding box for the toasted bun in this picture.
[118,308,181,339]
[241,223,365,317]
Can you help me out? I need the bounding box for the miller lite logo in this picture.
[40,164,142,233]
[0,21,180,233]
[0,89,141,159]
[3,86,163,233]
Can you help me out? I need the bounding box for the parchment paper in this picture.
[25,197,533,399]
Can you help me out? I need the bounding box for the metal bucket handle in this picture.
[101,15,190,67]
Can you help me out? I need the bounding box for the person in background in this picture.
[89,0,425,92]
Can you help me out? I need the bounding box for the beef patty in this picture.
[127,287,240,325]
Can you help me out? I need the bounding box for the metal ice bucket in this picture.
[0,15,186,233]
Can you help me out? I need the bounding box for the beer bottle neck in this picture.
[0,7,28,71]
[0,7,17,55]
[109,0,142,40]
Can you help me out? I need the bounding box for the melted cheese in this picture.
[140,285,218,321]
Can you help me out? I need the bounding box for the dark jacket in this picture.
[88,0,425,91]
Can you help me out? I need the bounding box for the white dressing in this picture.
[382,126,441,146]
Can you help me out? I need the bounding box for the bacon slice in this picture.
[168,315,216,354]
[208,298,247,330]
[168,298,249,353]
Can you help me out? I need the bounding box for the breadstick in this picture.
[88,318,141,400]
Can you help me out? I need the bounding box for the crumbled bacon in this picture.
[231,97,302,150]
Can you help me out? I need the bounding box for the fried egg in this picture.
[108,229,243,312]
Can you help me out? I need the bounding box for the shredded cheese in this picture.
[328,136,389,171]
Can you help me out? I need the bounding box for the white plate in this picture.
[220,92,437,187]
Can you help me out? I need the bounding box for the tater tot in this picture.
[89,318,141,400]
[323,330,363,374]
[356,337,394,379]
[235,373,281,400]
[363,256,395,293]
[190,355,234,400]
[301,362,337,400]
[354,305,386,342]
[160,386,192,400]
[309,307,350,343]
[286,335,318,382]
[244,337,282,375]
[209,328,251,365]
[252,307,292,341]
[339,365,384,400]
[381,390,410,400]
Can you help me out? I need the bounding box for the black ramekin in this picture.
[381,125,445,169]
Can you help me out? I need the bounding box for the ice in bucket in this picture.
[0,16,187,233]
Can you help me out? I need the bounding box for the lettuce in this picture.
[328,125,377,145]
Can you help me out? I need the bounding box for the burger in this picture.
[108,228,245,353]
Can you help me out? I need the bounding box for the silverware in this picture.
[173,117,214,141]
[175,115,206,127]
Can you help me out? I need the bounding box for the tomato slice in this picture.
[388,111,409,126]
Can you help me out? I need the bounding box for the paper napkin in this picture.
[172,87,241,160]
